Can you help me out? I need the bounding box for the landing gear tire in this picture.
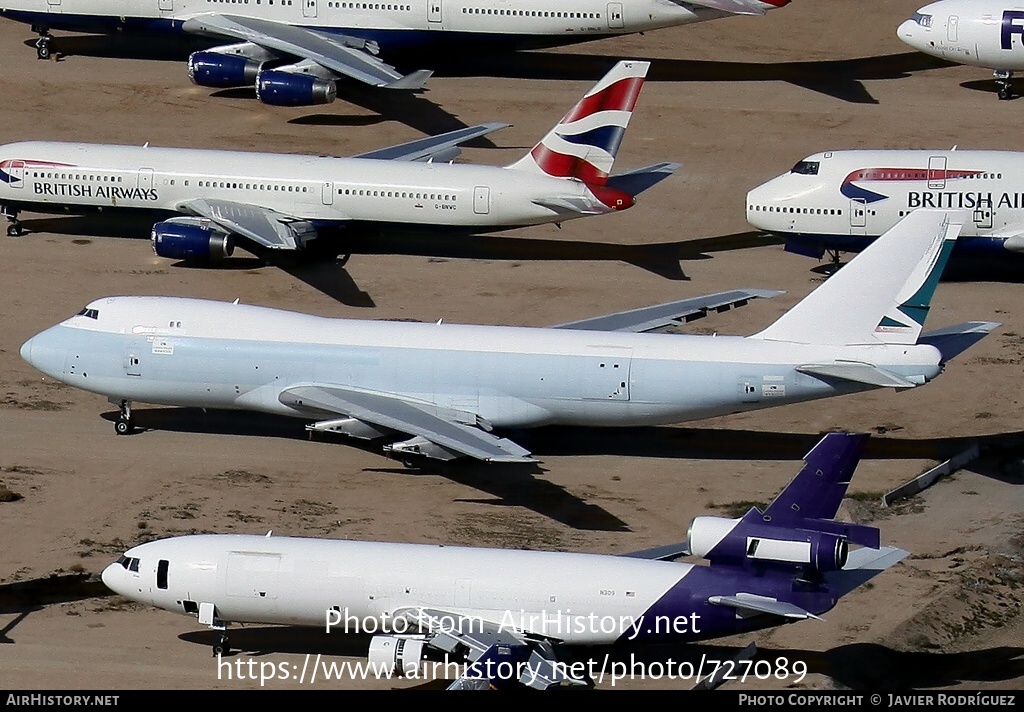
[999,83,1013,100]
[995,70,1014,100]
[212,633,229,657]
[115,417,134,436]
[35,34,51,60]
[6,223,23,237]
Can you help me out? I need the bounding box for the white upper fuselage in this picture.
[21,295,944,430]
[0,0,739,43]
[898,0,1024,71]
[0,140,607,230]
[747,149,1024,250]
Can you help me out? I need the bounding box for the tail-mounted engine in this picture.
[687,515,849,573]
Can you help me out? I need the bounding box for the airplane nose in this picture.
[19,336,32,365]
[101,563,123,595]
[897,20,924,50]
[19,327,67,380]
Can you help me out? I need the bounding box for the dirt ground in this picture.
[1,0,1023,690]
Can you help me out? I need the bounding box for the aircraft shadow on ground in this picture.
[100,407,629,532]
[177,625,1024,689]
[961,79,1024,99]
[0,574,111,642]
[810,250,1024,284]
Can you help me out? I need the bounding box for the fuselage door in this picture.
[607,2,624,29]
[927,156,947,189]
[974,207,993,229]
[303,0,317,18]
[849,198,867,228]
[158,0,173,12]
[322,181,334,206]
[7,160,25,189]
[947,14,959,42]
[138,168,154,190]
[46,0,61,10]
[473,185,490,214]
[428,0,442,24]
[581,348,632,401]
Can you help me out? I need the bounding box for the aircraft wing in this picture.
[393,607,589,690]
[177,198,320,251]
[552,289,783,333]
[353,123,511,162]
[278,385,535,463]
[181,14,432,89]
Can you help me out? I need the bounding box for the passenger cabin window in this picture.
[790,161,820,175]
[76,307,99,320]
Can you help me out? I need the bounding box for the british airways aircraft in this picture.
[746,148,1024,267]
[898,0,1024,100]
[100,432,906,688]
[0,0,789,106]
[21,210,996,464]
[0,61,676,266]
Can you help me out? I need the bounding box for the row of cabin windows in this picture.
[338,189,455,200]
[464,8,600,17]
[206,0,295,5]
[328,2,412,8]
[749,205,845,216]
[850,170,1004,181]
[197,180,310,192]
[34,172,124,182]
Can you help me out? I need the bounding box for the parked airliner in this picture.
[0,61,676,266]
[0,0,789,105]
[747,148,1024,266]
[21,210,996,464]
[898,0,1024,99]
[102,432,905,689]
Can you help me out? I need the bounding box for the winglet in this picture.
[384,69,434,90]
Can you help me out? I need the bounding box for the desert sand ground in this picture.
[1,0,1023,690]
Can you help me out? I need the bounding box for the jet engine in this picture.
[151,218,234,262]
[367,636,426,677]
[687,515,848,572]
[187,42,277,89]
[255,70,337,106]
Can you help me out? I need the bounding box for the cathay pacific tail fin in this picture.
[751,209,962,346]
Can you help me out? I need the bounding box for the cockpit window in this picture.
[790,161,820,175]
[76,307,99,320]
[128,558,140,572]
[911,12,932,28]
[116,555,130,569]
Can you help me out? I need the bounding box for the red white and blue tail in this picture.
[506,60,650,185]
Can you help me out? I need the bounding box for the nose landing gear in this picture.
[32,26,52,60]
[2,206,23,237]
[115,400,136,435]
[995,69,1015,101]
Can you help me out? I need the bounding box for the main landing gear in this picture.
[114,400,136,435]
[2,207,23,237]
[995,69,1014,101]
[32,26,52,60]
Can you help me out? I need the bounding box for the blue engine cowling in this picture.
[255,70,337,106]
[151,221,234,262]
[187,52,262,89]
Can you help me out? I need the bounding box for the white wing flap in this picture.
[279,385,535,463]
[182,14,431,88]
[552,289,783,333]
[177,198,316,250]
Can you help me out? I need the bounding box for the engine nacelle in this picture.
[367,636,426,677]
[256,70,337,106]
[187,52,262,88]
[151,219,234,262]
[688,516,849,572]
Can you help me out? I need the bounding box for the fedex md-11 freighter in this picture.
[100,432,906,689]
[0,61,676,266]
[747,148,1024,270]
[21,210,996,464]
[0,0,789,106]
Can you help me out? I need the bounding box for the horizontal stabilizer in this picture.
[823,546,910,597]
[918,321,1000,362]
[606,162,681,196]
[531,196,604,216]
[619,541,691,561]
[553,289,782,333]
[709,594,821,620]
[796,361,919,389]
[684,0,770,15]
[354,122,510,162]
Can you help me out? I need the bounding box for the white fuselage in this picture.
[21,296,945,431]
[101,534,699,645]
[747,149,1024,255]
[0,141,608,231]
[0,0,732,47]
[899,0,1024,71]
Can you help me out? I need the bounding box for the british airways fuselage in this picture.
[0,140,613,232]
[746,149,1024,262]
